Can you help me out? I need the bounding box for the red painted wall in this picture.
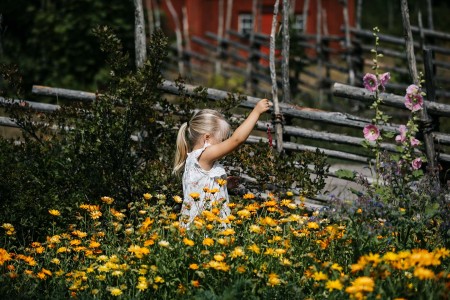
[153,0,355,55]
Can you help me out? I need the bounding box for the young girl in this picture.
[173,99,272,227]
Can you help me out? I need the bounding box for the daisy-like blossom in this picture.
[267,273,281,287]
[404,84,424,112]
[410,137,420,147]
[363,73,378,92]
[101,196,114,204]
[395,125,407,143]
[412,157,422,170]
[48,209,61,216]
[378,72,390,89]
[363,124,380,141]
[172,195,183,203]
[110,287,122,296]
[325,279,343,291]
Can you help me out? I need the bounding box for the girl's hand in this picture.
[254,98,273,114]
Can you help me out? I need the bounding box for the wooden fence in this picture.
[164,22,450,108]
[1,76,449,203]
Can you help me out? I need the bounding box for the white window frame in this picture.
[291,14,304,32]
[238,14,254,35]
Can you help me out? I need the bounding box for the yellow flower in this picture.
[51,258,60,265]
[313,271,328,281]
[189,192,201,200]
[236,265,246,273]
[101,196,114,204]
[230,247,245,258]
[173,195,183,203]
[90,210,102,220]
[216,179,227,186]
[331,263,343,272]
[136,280,148,291]
[267,273,281,287]
[48,209,61,216]
[414,267,435,280]
[143,193,152,200]
[247,244,260,254]
[154,276,165,283]
[325,279,343,291]
[128,245,150,258]
[183,238,195,247]
[112,270,123,277]
[346,276,375,294]
[307,222,319,229]
[243,193,255,199]
[237,209,251,219]
[191,280,200,288]
[202,238,215,246]
[189,263,199,270]
[219,228,235,236]
[56,247,68,254]
[89,241,101,248]
[214,254,225,261]
[110,287,122,296]
[286,191,294,197]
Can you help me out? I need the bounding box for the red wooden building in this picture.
[149,0,355,45]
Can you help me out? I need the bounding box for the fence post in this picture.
[400,0,438,174]
[269,0,284,153]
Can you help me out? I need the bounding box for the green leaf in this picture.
[335,169,356,180]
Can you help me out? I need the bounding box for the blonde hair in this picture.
[173,109,230,175]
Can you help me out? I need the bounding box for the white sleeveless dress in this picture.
[180,143,230,227]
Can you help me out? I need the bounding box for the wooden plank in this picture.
[0,96,60,112]
[333,82,450,117]
[32,86,96,102]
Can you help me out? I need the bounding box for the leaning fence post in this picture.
[269,0,284,153]
[400,0,438,174]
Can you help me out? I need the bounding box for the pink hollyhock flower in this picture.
[404,84,424,112]
[379,72,390,90]
[363,73,378,92]
[363,124,380,141]
[406,84,420,95]
[395,125,407,143]
[410,137,420,147]
[411,157,422,170]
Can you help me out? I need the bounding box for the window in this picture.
[238,14,254,35]
[291,14,304,32]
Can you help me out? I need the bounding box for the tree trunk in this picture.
[356,0,362,30]
[342,0,355,86]
[134,0,147,68]
[166,0,184,76]
[282,0,291,103]
[225,0,233,39]
[302,0,309,32]
[246,0,258,93]
[270,0,283,153]
[145,0,155,37]
[216,0,224,75]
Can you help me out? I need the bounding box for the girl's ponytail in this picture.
[173,122,189,175]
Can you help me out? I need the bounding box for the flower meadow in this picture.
[1,189,449,299]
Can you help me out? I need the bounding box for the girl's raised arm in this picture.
[199,99,272,170]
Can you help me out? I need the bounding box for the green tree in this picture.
[0,0,135,94]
